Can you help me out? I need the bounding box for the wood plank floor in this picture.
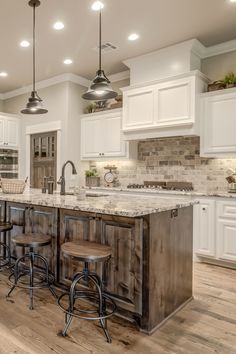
[0,262,235,354]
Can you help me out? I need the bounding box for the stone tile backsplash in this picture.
[91,137,236,192]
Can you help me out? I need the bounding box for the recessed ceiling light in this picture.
[229,0,236,2]
[0,72,8,77]
[91,1,104,11]
[63,59,73,65]
[53,21,65,30]
[20,40,30,47]
[128,33,139,41]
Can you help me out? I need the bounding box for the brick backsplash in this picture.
[90,137,236,192]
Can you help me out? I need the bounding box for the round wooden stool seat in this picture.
[0,222,13,233]
[11,233,52,248]
[61,240,112,262]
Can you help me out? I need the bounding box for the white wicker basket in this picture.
[1,178,26,194]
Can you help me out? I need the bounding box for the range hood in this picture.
[123,39,206,85]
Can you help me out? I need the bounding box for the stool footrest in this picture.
[58,292,116,321]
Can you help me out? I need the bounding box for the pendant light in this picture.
[21,0,48,114]
[82,6,117,101]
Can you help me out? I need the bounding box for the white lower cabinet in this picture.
[194,197,236,266]
[193,199,215,257]
[216,200,236,262]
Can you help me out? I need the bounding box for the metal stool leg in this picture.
[0,242,11,269]
[7,254,28,297]
[35,254,57,298]
[61,273,84,337]
[29,249,34,310]
[87,275,112,343]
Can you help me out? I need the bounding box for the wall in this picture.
[202,50,236,81]
[3,81,87,187]
[91,137,236,192]
[110,78,130,95]
[0,100,3,111]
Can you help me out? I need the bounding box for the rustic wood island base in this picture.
[0,190,194,334]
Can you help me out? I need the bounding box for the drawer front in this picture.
[217,200,236,219]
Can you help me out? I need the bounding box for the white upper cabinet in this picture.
[200,89,236,157]
[0,113,19,148]
[122,85,155,131]
[122,71,208,140]
[155,77,195,127]
[81,109,135,160]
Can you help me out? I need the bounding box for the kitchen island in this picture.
[0,189,195,334]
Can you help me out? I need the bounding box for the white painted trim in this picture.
[204,39,236,58]
[0,111,19,119]
[2,73,90,100]
[109,71,130,82]
[25,120,62,187]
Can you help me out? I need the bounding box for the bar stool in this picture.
[0,222,13,269]
[58,240,116,343]
[7,233,57,309]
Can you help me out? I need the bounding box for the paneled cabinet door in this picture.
[200,91,236,157]
[123,85,155,131]
[155,77,195,128]
[81,110,127,159]
[100,216,143,315]
[0,116,19,148]
[59,209,98,285]
[217,219,236,262]
[28,205,58,277]
[81,117,102,159]
[6,202,29,260]
[5,118,19,147]
[101,112,126,157]
[193,199,215,257]
[0,118,5,146]
[6,202,58,276]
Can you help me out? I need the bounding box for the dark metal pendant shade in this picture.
[82,70,117,100]
[82,8,117,101]
[21,0,48,115]
[21,91,48,114]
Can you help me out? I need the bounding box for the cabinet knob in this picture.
[202,207,206,211]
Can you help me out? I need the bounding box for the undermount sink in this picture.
[86,192,109,197]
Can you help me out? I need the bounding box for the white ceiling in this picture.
[0,0,236,93]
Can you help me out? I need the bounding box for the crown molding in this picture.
[1,73,90,100]
[204,39,236,58]
[109,70,130,82]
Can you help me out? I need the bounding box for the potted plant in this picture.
[223,72,236,88]
[85,168,100,188]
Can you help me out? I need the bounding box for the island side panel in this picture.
[141,206,193,333]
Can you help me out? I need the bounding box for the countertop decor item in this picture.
[208,80,226,92]
[21,0,48,115]
[82,4,117,101]
[223,72,236,88]
[85,168,100,188]
[1,178,27,194]
[104,165,119,187]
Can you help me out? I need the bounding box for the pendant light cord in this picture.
[33,3,36,92]
[99,9,102,71]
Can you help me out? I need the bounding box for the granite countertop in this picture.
[0,189,196,218]
[88,186,236,199]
